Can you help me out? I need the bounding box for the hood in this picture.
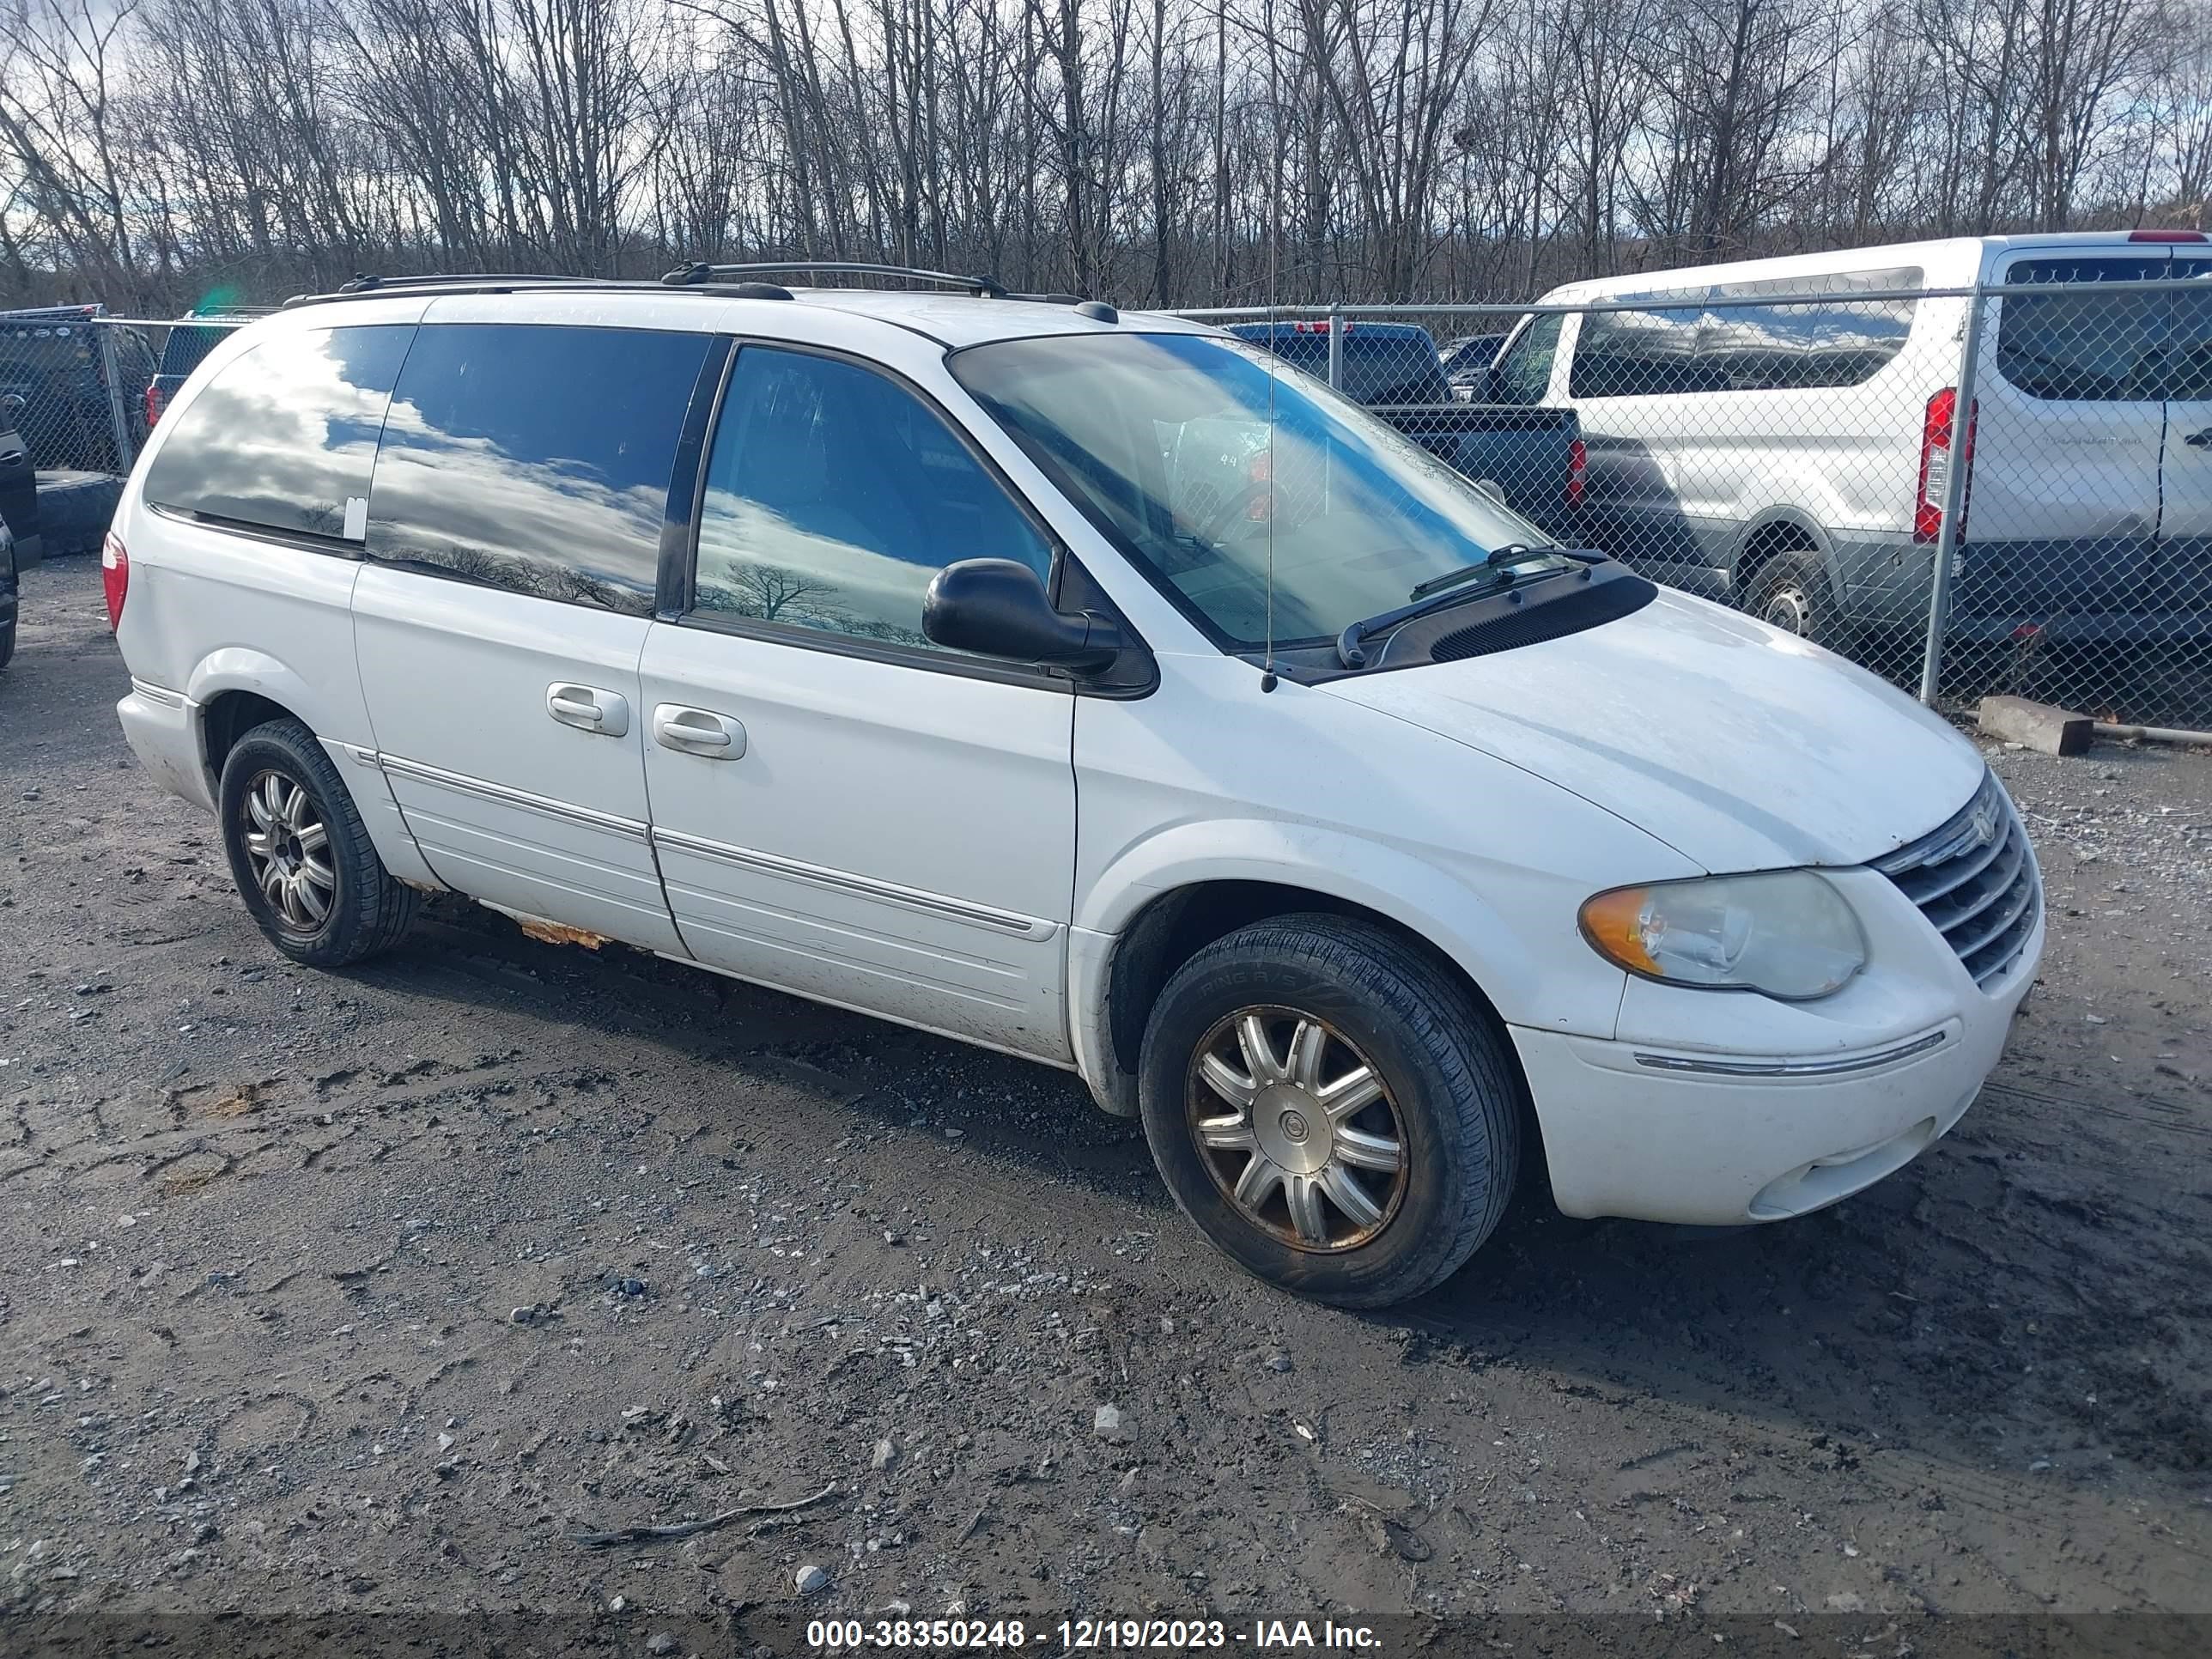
[1325,589,1985,872]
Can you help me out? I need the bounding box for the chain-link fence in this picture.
[11,282,2210,729]
[1183,272,2212,730]
[0,309,258,561]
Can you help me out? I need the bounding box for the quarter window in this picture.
[690,347,1053,650]
[142,325,411,539]
[367,323,713,616]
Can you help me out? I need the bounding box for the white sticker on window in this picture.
[343,496,368,540]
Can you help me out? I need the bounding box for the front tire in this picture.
[1137,915,1522,1308]
[217,717,416,967]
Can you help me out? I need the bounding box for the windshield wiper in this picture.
[1407,543,1548,599]
[1335,547,1602,669]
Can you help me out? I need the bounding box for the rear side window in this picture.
[1570,267,1920,397]
[367,324,714,616]
[1996,258,2169,401]
[142,325,412,539]
[159,324,236,378]
[1569,301,1707,397]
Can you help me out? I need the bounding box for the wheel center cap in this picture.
[1251,1084,1332,1176]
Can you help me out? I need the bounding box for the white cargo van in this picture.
[1491,232,2212,647]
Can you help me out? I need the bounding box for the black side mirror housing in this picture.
[923,558,1125,674]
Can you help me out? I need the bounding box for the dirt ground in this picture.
[3,555,2209,1654]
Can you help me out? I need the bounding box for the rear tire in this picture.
[1137,915,1522,1308]
[217,717,416,968]
[1746,550,1847,646]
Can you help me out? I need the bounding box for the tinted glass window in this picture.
[1569,301,1707,398]
[1571,267,1920,397]
[142,325,410,539]
[1997,258,2167,402]
[692,347,1053,650]
[159,323,237,378]
[1227,325,1449,404]
[368,324,711,615]
[1492,313,1562,404]
[2169,258,2212,402]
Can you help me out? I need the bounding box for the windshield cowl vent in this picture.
[1425,572,1657,665]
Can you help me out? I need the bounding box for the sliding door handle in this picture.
[546,683,630,737]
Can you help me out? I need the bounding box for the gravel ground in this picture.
[3,556,2210,1652]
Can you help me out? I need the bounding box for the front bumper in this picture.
[1512,945,2036,1226]
[117,680,213,810]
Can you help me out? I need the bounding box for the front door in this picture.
[640,343,1077,1060]
[351,318,720,952]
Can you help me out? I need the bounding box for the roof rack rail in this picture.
[663,261,1010,299]
[282,272,647,309]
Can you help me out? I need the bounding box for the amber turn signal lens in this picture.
[1579,885,1659,976]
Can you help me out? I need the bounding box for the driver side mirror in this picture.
[923,558,1125,675]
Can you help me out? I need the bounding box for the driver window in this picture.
[691,347,1054,649]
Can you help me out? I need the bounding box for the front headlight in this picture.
[1579,869,1867,1000]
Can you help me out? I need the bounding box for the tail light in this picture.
[100,532,128,629]
[2126,228,2208,243]
[1915,387,1977,544]
[1565,437,1587,510]
[144,383,167,428]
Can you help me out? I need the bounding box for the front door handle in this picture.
[2186,428,2212,449]
[653,704,745,759]
[546,683,630,738]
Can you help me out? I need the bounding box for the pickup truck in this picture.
[1224,320,1583,541]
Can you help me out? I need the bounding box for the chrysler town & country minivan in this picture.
[107,268,2043,1306]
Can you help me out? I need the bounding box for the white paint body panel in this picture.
[638,623,1076,1060]
[1326,588,1986,872]
[351,567,682,954]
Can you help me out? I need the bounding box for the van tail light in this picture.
[100,532,129,629]
[2126,228,2208,242]
[1565,437,1587,509]
[144,383,167,428]
[1915,387,1977,544]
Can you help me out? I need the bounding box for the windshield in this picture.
[950,331,1566,650]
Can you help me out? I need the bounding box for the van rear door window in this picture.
[366,323,714,616]
[141,325,411,540]
[1996,258,2167,402]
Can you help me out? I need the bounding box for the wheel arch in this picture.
[1072,830,1547,1118]
[185,648,346,789]
[1731,508,1838,600]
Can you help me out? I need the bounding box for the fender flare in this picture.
[1731,508,1844,605]
[1075,820,1547,1022]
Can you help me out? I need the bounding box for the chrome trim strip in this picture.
[651,827,1051,939]
[375,752,649,842]
[1632,1028,1950,1078]
[129,678,186,708]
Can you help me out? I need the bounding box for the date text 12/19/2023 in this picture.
[804,1617,1386,1650]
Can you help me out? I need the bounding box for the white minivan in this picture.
[108,268,2042,1307]
[1490,231,2212,646]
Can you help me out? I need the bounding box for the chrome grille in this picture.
[1872,771,2042,991]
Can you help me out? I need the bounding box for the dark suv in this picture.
[0,305,155,471]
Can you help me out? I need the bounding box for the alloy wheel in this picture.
[240,769,336,933]
[1185,1006,1410,1252]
